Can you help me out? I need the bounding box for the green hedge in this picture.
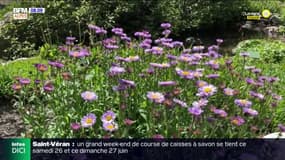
[0,0,284,60]
[233,39,285,63]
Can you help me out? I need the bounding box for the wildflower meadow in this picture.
[9,23,284,138]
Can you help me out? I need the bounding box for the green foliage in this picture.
[231,55,285,125]
[0,67,13,98]
[0,56,46,78]
[247,0,282,13]
[0,56,47,98]
[11,35,284,138]
[1,0,285,61]
[233,39,285,63]
[39,43,59,60]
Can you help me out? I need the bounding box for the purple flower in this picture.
[69,50,85,58]
[161,42,174,48]
[182,49,191,54]
[134,31,151,38]
[158,81,177,86]
[150,62,170,68]
[244,66,256,70]
[125,55,140,62]
[249,91,264,100]
[234,99,252,108]
[173,98,187,108]
[240,52,250,57]
[224,88,235,96]
[207,50,220,59]
[206,74,219,79]
[79,48,91,56]
[81,91,98,102]
[143,39,152,44]
[188,106,203,116]
[152,134,164,139]
[162,29,171,35]
[243,107,258,116]
[196,80,208,88]
[70,122,81,131]
[156,37,172,43]
[160,23,171,29]
[124,118,135,126]
[231,116,245,126]
[34,63,48,72]
[121,36,131,42]
[258,76,269,82]
[111,27,123,33]
[192,99,209,108]
[192,70,203,78]
[147,92,165,103]
[208,45,219,51]
[58,45,68,52]
[171,41,183,47]
[19,78,31,85]
[178,54,193,62]
[43,81,54,92]
[140,42,151,49]
[81,113,96,128]
[12,83,22,91]
[34,79,41,84]
[212,108,227,117]
[272,93,282,101]
[205,60,219,69]
[109,66,126,75]
[192,45,204,52]
[245,78,256,85]
[252,68,262,74]
[101,110,116,123]
[112,85,127,92]
[103,122,118,132]
[104,44,119,50]
[48,61,64,68]
[119,79,136,87]
[166,54,178,60]
[151,46,163,55]
[175,68,194,79]
[278,124,285,132]
[216,38,223,45]
[268,77,279,83]
[66,36,76,41]
[197,84,217,97]
[95,28,107,35]
[225,59,233,65]
[88,24,100,30]
[66,37,76,45]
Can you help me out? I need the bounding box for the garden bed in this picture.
[1,23,282,138]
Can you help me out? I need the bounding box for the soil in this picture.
[0,98,25,138]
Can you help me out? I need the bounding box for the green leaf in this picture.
[248,51,260,58]
[138,109,147,121]
[85,74,94,80]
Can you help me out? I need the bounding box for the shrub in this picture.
[1,0,285,61]
[233,39,285,63]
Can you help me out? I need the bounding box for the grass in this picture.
[0,56,47,78]
[0,56,47,98]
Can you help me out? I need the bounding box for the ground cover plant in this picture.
[10,23,284,138]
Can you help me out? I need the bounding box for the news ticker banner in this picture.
[1,138,285,160]
[0,138,30,160]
